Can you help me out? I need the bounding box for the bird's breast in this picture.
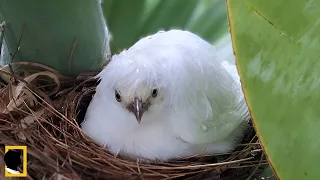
[105,120,194,160]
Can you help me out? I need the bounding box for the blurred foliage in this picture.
[102,0,229,53]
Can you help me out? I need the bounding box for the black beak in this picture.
[134,98,144,123]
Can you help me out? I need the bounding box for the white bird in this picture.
[81,30,250,162]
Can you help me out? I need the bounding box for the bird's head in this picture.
[95,48,174,124]
[113,87,160,123]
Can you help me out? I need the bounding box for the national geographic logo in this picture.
[4,146,27,177]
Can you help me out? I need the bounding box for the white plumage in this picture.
[81,30,250,161]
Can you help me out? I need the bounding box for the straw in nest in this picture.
[0,62,270,180]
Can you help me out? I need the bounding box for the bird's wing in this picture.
[170,38,250,145]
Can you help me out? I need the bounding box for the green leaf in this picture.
[0,0,110,76]
[227,0,320,179]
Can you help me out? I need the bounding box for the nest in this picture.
[0,62,269,180]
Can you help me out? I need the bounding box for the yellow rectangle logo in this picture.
[4,146,27,177]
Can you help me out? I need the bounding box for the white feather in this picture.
[82,30,250,161]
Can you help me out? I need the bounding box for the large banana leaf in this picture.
[227,0,320,179]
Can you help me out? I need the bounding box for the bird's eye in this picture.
[151,89,158,98]
[115,89,122,102]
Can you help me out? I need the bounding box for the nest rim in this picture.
[0,62,268,180]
